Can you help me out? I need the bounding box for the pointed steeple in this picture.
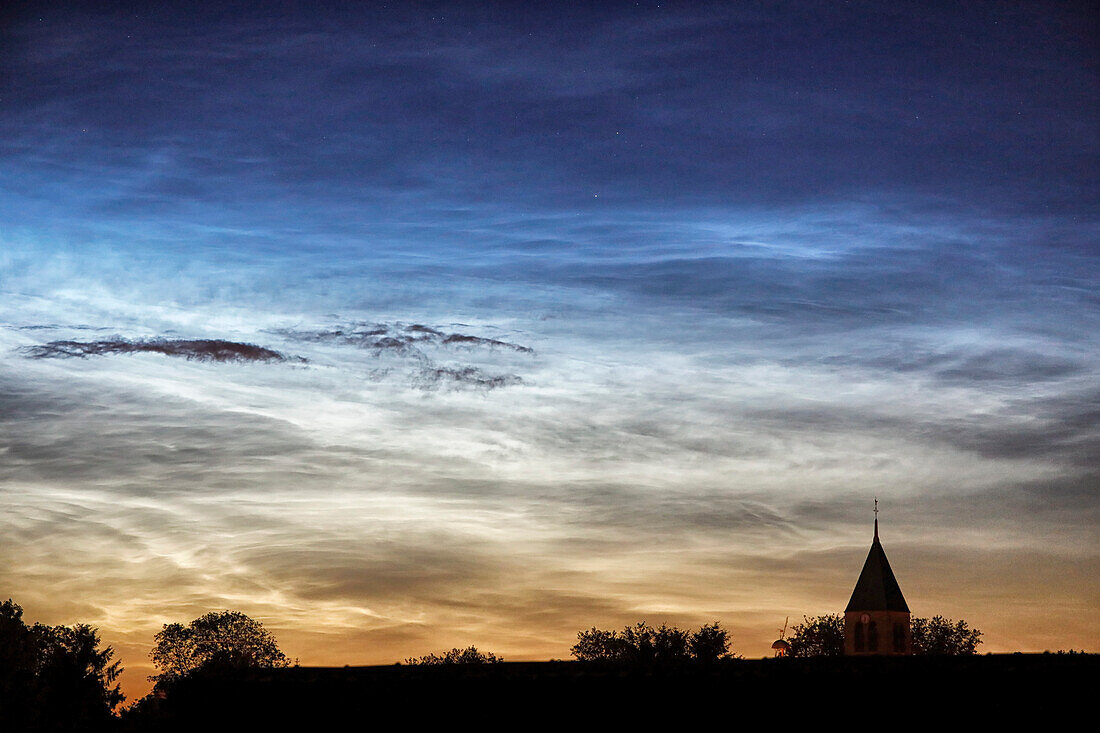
[845,503,909,613]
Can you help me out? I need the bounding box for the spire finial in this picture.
[873,497,879,540]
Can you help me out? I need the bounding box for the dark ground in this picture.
[119,654,1094,728]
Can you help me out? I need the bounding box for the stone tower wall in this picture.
[844,610,911,656]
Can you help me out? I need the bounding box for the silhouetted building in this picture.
[844,505,910,655]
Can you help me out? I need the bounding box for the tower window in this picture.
[867,621,878,652]
[893,622,906,653]
[853,621,865,652]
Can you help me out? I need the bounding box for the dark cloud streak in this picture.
[24,338,298,363]
[274,322,533,354]
[414,366,522,391]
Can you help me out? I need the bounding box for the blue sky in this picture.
[1,1,1097,697]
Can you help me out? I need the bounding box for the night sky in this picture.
[2,1,1097,698]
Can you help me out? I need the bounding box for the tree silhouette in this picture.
[404,646,503,665]
[570,626,624,662]
[689,622,733,662]
[0,599,123,730]
[786,614,845,657]
[910,616,983,655]
[150,611,291,686]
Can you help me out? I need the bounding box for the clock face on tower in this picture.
[860,614,871,623]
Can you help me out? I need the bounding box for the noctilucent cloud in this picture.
[2,1,1097,698]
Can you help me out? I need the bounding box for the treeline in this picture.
[0,598,1016,731]
[783,614,983,656]
[563,615,983,662]
[405,646,503,665]
[570,622,732,663]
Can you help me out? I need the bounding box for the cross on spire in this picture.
[874,497,879,540]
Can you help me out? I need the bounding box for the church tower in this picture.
[844,501,911,655]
